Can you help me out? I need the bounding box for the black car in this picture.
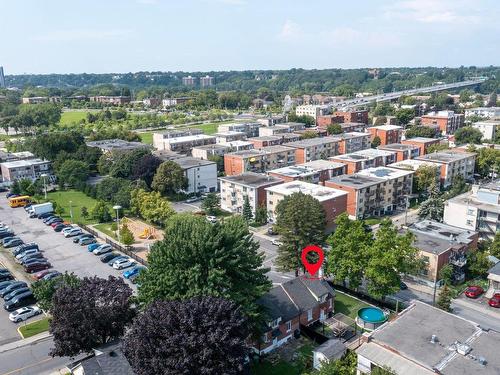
[0,231,14,239]
[53,223,68,232]
[38,212,54,220]
[43,271,61,281]
[4,287,30,302]
[0,281,28,298]
[0,280,15,291]
[0,268,10,274]
[100,252,119,263]
[0,273,14,282]
[4,292,36,311]
[21,255,46,265]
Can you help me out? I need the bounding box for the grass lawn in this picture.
[45,190,102,224]
[18,317,50,338]
[364,217,382,226]
[139,132,153,144]
[59,111,89,125]
[94,223,117,239]
[334,291,370,319]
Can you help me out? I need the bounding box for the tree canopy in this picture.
[152,160,189,196]
[454,127,483,145]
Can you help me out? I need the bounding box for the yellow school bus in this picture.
[9,195,31,208]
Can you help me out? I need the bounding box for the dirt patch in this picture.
[121,217,164,261]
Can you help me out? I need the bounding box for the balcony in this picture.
[449,254,467,268]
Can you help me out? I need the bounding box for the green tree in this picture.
[490,232,500,258]
[10,180,21,195]
[275,192,326,276]
[130,188,175,227]
[326,214,372,289]
[371,136,381,148]
[405,126,438,139]
[90,200,112,223]
[418,181,444,221]
[426,144,450,153]
[80,206,88,219]
[242,196,253,222]
[208,154,224,174]
[109,148,150,179]
[152,161,188,196]
[302,351,357,375]
[459,89,474,103]
[327,123,343,135]
[475,148,500,178]
[414,165,439,194]
[454,127,483,145]
[365,220,421,298]
[467,249,493,279]
[446,175,468,198]
[201,193,220,216]
[137,214,271,323]
[395,108,415,125]
[32,272,81,312]
[56,160,89,188]
[437,284,452,312]
[254,205,268,226]
[301,131,318,139]
[438,264,454,286]
[120,223,134,245]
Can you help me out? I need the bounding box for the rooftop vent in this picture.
[456,343,472,356]
[478,357,487,366]
[430,335,439,344]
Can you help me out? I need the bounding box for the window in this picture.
[467,209,474,216]
[307,309,313,322]
[269,318,280,328]
[466,219,473,226]
[286,321,292,332]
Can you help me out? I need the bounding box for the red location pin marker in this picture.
[301,245,324,279]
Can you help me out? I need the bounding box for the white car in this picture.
[271,239,283,246]
[93,244,112,255]
[9,306,42,323]
[112,258,135,270]
[64,228,82,238]
[61,226,75,235]
[206,215,217,223]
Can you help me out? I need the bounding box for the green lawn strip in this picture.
[251,360,296,375]
[18,317,50,338]
[93,223,117,239]
[44,190,103,224]
[139,132,153,144]
[364,218,382,226]
[334,291,370,319]
[59,111,89,125]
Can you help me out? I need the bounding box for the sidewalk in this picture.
[0,331,52,354]
[453,297,500,319]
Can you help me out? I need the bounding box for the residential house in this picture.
[378,143,420,161]
[367,125,403,146]
[416,150,476,187]
[421,110,464,135]
[313,340,347,370]
[401,137,441,155]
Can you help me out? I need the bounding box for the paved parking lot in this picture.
[0,195,137,346]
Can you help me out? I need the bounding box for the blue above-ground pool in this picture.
[356,307,388,331]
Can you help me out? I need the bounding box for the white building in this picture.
[473,120,500,141]
[154,134,216,153]
[0,159,51,182]
[444,180,500,240]
[174,157,218,194]
[465,107,500,119]
[295,105,330,121]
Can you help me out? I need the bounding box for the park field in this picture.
[44,189,104,224]
[137,121,233,144]
[59,111,89,125]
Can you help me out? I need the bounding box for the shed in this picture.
[313,339,347,370]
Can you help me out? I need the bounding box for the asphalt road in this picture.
[452,302,500,332]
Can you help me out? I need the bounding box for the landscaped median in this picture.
[18,316,50,339]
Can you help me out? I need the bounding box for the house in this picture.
[334,132,371,154]
[219,173,283,216]
[421,110,464,135]
[367,125,403,146]
[286,137,340,164]
[0,159,52,182]
[473,120,500,141]
[401,137,441,155]
[404,220,478,286]
[313,339,347,370]
[329,149,397,174]
[378,143,420,161]
[224,146,296,176]
[265,181,347,231]
[268,160,346,185]
[86,139,151,154]
[356,301,500,375]
[416,150,476,187]
[443,180,500,240]
[255,277,335,354]
[486,262,500,298]
[173,157,218,194]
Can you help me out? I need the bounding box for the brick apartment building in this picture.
[366,125,403,146]
[401,137,441,155]
[420,110,464,135]
[268,160,346,185]
[316,115,346,128]
[219,173,283,216]
[329,149,397,174]
[332,109,369,124]
[334,132,371,154]
[224,145,296,175]
[378,143,420,161]
[286,137,340,164]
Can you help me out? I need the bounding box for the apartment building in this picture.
[388,159,441,185]
[332,109,369,124]
[401,137,441,155]
[293,128,329,138]
[217,122,261,137]
[326,167,413,219]
[465,106,500,119]
[339,122,367,133]
[444,180,500,240]
[182,76,196,86]
[86,139,151,154]
[473,120,500,141]
[256,115,286,127]
[214,131,247,144]
[173,157,217,194]
[421,110,464,135]
[286,137,340,163]
[152,129,203,149]
[1,159,52,182]
[161,97,192,107]
[404,220,478,286]
[366,125,403,146]
[295,105,330,123]
[265,181,347,230]
[357,301,500,375]
[199,75,214,87]
[219,173,283,216]
[334,132,371,154]
[378,143,420,161]
[247,136,282,148]
[259,125,292,137]
[191,144,229,160]
[316,115,346,128]
[268,160,346,185]
[22,97,49,104]
[154,134,216,153]
[416,150,476,187]
[329,149,397,174]
[89,96,131,105]
[224,146,296,176]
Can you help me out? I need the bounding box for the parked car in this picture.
[42,271,61,281]
[206,215,217,223]
[3,238,23,248]
[38,212,54,220]
[18,253,44,264]
[0,273,13,282]
[64,228,82,238]
[108,256,128,266]
[4,292,36,311]
[123,266,145,279]
[22,257,47,267]
[15,248,41,261]
[33,269,53,280]
[0,226,11,233]
[488,293,500,308]
[87,243,101,252]
[0,268,10,274]
[42,216,57,224]
[464,286,484,299]
[73,233,93,243]
[61,226,75,235]
[0,231,15,239]
[24,261,51,274]
[267,227,278,235]
[400,282,408,290]
[4,287,31,302]
[100,252,119,263]
[6,192,19,199]
[93,244,112,255]
[0,281,15,291]
[9,306,42,323]
[186,197,200,203]
[271,239,283,246]
[0,282,28,298]
[53,223,69,232]
[79,237,97,246]
[45,217,62,225]
[12,243,38,257]
[113,258,135,270]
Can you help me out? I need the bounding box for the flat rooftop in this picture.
[301,160,345,170]
[265,181,347,202]
[388,159,441,171]
[285,136,339,148]
[351,149,395,158]
[1,158,49,168]
[248,136,281,142]
[219,172,282,187]
[226,140,253,147]
[367,125,403,131]
[417,150,476,163]
[403,137,440,143]
[328,174,382,189]
[174,157,215,169]
[164,134,216,144]
[192,144,229,151]
[258,145,295,153]
[332,132,370,140]
[379,143,419,151]
[357,167,414,180]
[214,131,246,137]
[86,139,150,151]
[153,150,186,161]
[226,149,267,158]
[268,165,318,178]
[406,219,476,255]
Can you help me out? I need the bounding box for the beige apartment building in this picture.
[224,145,296,175]
[416,150,476,187]
[286,137,340,164]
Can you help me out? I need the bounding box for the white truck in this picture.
[28,202,54,218]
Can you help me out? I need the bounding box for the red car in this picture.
[464,286,484,299]
[488,293,500,308]
[33,269,53,280]
[24,261,51,274]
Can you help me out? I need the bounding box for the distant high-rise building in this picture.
[182,76,196,86]
[200,75,214,87]
[0,66,5,88]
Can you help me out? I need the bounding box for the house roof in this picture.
[219,172,282,188]
[69,341,134,375]
[257,285,300,322]
[281,277,333,311]
[314,339,347,361]
[488,262,500,276]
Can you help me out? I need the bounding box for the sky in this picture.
[1,0,499,74]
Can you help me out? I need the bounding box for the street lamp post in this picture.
[113,205,122,242]
[69,201,73,222]
[40,173,48,200]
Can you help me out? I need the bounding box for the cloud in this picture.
[33,29,132,42]
[277,19,303,41]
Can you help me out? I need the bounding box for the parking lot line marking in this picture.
[0,357,52,375]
